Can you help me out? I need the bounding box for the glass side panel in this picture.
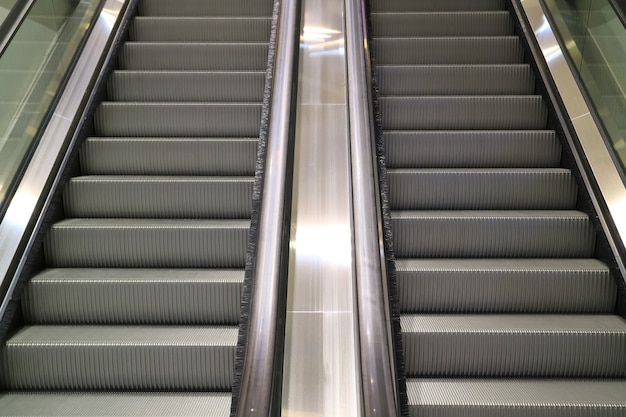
[544,0,626,174]
[0,0,19,27]
[0,0,101,206]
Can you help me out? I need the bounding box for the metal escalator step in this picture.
[0,392,231,417]
[95,103,262,137]
[391,210,595,258]
[81,137,257,176]
[402,315,626,377]
[44,219,249,268]
[380,96,547,130]
[396,258,616,313]
[130,17,271,42]
[63,176,253,218]
[377,65,535,96]
[1,326,237,390]
[384,131,561,168]
[372,12,513,37]
[138,0,273,17]
[388,169,577,210]
[107,71,265,102]
[370,0,505,13]
[374,37,524,65]
[22,268,243,324]
[118,43,269,71]
[406,379,626,416]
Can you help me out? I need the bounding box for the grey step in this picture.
[107,71,265,102]
[372,12,513,37]
[384,131,561,169]
[118,43,269,71]
[63,176,253,218]
[81,137,258,176]
[380,96,548,130]
[374,37,524,65]
[388,169,577,210]
[391,211,595,258]
[396,258,616,313]
[130,17,271,42]
[44,219,249,268]
[1,326,237,390]
[402,315,626,377]
[22,269,243,324]
[94,103,262,137]
[377,65,535,96]
[138,0,273,17]
[406,379,626,416]
[0,392,230,416]
[370,0,505,13]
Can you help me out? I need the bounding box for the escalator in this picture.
[0,0,272,414]
[370,0,626,414]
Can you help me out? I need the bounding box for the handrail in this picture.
[0,0,34,58]
[345,0,400,415]
[235,0,299,415]
[609,0,626,29]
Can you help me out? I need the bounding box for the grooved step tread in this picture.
[108,71,265,102]
[131,17,271,42]
[370,0,505,13]
[372,12,514,37]
[396,258,616,313]
[377,65,535,96]
[81,137,258,176]
[23,268,243,324]
[388,168,576,210]
[402,315,626,377]
[384,130,561,168]
[138,0,273,17]
[64,176,254,218]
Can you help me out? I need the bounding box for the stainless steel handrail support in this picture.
[345,0,400,415]
[235,0,299,415]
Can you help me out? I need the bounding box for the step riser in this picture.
[380,97,547,130]
[130,18,271,42]
[372,13,513,37]
[138,0,273,17]
[370,0,505,12]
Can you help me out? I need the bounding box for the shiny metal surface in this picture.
[281,0,363,414]
[0,0,126,318]
[235,0,299,415]
[519,0,626,279]
[345,0,399,415]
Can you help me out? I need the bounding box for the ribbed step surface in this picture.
[1,326,237,390]
[45,219,249,268]
[370,0,505,12]
[22,269,243,324]
[392,211,595,258]
[388,169,577,209]
[372,12,513,37]
[138,0,273,17]
[130,17,271,42]
[0,393,231,417]
[396,259,616,313]
[406,379,626,416]
[64,176,253,218]
[80,138,258,176]
[378,65,535,95]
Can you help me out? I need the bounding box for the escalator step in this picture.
[372,12,513,37]
[94,103,262,137]
[130,17,271,42]
[0,393,231,417]
[63,176,253,218]
[377,65,535,96]
[138,0,273,17]
[396,258,616,313]
[118,43,269,71]
[80,137,258,176]
[402,315,626,377]
[1,326,237,390]
[406,379,626,416]
[374,37,523,65]
[44,219,249,268]
[107,71,265,102]
[22,268,243,324]
[391,210,595,258]
[370,0,505,13]
[379,96,547,130]
[388,169,577,210]
[384,130,561,168]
